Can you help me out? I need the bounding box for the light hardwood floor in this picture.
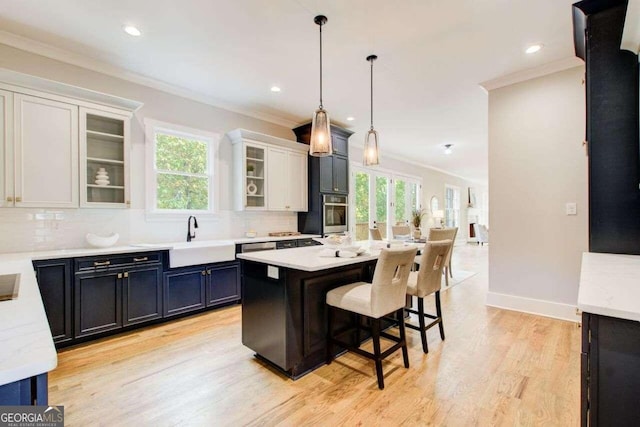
[49,244,580,426]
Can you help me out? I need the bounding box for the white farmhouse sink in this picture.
[168,240,236,268]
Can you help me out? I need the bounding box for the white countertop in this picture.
[232,234,320,244]
[236,241,417,272]
[578,252,640,322]
[0,259,58,386]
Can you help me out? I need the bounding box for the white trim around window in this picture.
[144,118,220,219]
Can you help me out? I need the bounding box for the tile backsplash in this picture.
[0,208,298,253]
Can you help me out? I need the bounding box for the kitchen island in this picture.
[237,244,383,378]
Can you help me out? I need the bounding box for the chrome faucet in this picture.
[187,215,198,242]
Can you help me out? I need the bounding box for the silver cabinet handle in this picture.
[133,257,148,262]
[94,261,111,267]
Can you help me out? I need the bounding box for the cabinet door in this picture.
[163,268,206,317]
[14,94,78,208]
[242,142,267,210]
[332,133,349,157]
[0,90,13,208]
[333,155,349,194]
[319,156,334,193]
[123,265,162,326]
[75,270,122,338]
[288,151,308,211]
[80,107,130,208]
[33,259,73,344]
[267,147,288,210]
[206,262,241,307]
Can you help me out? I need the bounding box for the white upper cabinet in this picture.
[0,70,140,209]
[13,94,79,208]
[228,129,308,212]
[0,90,13,208]
[79,107,131,208]
[268,148,307,211]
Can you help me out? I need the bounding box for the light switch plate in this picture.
[267,265,279,279]
[566,202,577,215]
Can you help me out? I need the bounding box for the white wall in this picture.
[487,66,588,321]
[0,43,299,252]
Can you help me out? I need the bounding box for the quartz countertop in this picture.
[236,241,417,272]
[578,252,640,322]
[0,259,57,386]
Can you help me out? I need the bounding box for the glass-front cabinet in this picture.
[243,143,266,209]
[79,107,131,208]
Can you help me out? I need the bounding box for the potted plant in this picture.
[411,209,425,239]
[247,163,255,176]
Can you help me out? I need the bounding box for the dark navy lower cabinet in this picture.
[165,261,241,316]
[73,252,163,339]
[123,265,163,326]
[74,269,123,338]
[0,373,48,406]
[206,262,241,307]
[163,267,207,317]
[33,259,73,345]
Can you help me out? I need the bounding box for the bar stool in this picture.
[405,240,451,353]
[326,247,417,389]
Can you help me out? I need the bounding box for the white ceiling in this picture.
[0,0,582,183]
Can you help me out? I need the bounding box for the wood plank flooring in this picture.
[49,244,580,426]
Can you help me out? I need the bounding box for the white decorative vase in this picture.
[95,167,110,186]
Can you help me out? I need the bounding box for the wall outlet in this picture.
[566,202,577,215]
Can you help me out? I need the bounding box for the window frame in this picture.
[444,184,461,228]
[349,162,422,239]
[144,118,219,218]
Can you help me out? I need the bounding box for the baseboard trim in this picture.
[486,291,579,323]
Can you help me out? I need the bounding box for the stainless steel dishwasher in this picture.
[240,241,277,253]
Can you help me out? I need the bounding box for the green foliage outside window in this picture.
[395,180,406,222]
[155,133,209,210]
[355,172,369,223]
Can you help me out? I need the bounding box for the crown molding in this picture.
[0,30,299,128]
[479,56,584,92]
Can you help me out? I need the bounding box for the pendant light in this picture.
[310,15,332,157]
[363,54,380,166]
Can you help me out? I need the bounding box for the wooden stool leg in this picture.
[326,305,335,364]
[355,314,361,346]
[371,318,384,389]
[397,308,410,368]
[444,267,450,287]
[436,291,445,340]
[418,297,428,354]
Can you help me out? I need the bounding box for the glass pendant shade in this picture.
[310,107,332,156]
[363,128,379,166]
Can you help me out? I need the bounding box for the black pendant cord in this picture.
[370,58,374,130]
[319,22,323,109]
[367,54,377,130]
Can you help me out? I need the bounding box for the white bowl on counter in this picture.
[86,232,119,248]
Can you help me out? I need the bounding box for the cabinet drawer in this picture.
[276,240,298,249]
[297,238,320,247]
[76,251,162,271]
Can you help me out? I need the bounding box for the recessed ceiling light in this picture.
[444,144,453,155]
[525,44,543,54]
[123,25,142,37]
[346,117,355,121]
[270,86,281,93]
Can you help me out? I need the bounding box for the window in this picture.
[444,185,460,228]
[351,164,421,240]
[145,119,218,214]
